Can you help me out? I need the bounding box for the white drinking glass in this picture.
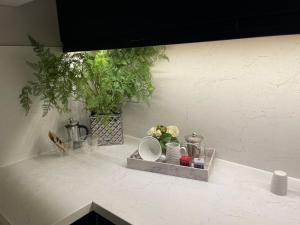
[270,170,288,196]
[81,134,98,152]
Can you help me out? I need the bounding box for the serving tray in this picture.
[127,148,215,182]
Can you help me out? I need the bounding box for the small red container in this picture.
[179,156,193,167]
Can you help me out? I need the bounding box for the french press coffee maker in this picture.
[184,132,204,158]
[65,118,89,149]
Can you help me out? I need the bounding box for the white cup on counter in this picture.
[270,170,288,196]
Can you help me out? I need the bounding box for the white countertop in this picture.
[0,136,300,225]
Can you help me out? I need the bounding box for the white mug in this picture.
[138,136,162,161]
[165,142,187,165]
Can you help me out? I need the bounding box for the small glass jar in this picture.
[81,134,98,152]
[194,158,205,169]
[184,132,204,158]
[179,156,193,167]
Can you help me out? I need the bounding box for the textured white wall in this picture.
[123,34,300,178]
[0,0,64,167]
[0,47,68,166]
[0,46,89,167]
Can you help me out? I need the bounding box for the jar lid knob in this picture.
[66,118,79,127]
[192,132,197,137]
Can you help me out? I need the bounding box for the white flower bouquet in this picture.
[147,125,179,152]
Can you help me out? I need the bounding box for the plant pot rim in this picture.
[90,112,122,116]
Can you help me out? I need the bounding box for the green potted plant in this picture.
[20,37,168,145]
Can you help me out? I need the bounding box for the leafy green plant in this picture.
[20,37,168,116]
[77,47,167,115]
[20,36,83,116]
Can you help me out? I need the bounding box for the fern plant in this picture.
[77,47,167,115]
[20,37,168,116]
[20,36,83,116]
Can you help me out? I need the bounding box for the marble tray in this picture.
[127,148,215,182]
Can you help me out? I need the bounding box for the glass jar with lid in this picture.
[184,132,204,158]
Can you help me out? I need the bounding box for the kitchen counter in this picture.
[0,136,300,225]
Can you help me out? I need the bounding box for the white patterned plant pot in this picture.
[90,114,124,146]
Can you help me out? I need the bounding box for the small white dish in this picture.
[138,136,162,161]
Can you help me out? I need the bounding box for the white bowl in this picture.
[138,136,162,161]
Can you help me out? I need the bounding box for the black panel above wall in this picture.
[70,211,115,225]
[56,1,300,52]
